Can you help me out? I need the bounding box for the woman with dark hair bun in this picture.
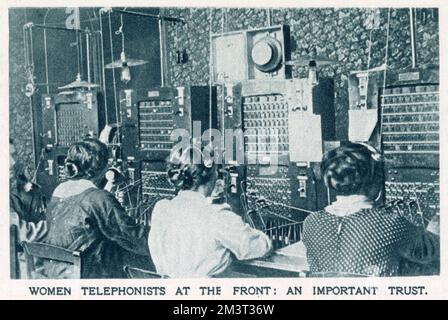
[303,142,439,277]
[42,138,150,279]
[148,145,272,278]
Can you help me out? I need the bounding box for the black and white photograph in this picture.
[3,0,445,299]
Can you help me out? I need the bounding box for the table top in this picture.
[236,241,310,274]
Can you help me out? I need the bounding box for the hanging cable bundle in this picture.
[23,23,35,97]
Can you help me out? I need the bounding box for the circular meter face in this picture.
[250,36,283,72]
[251,41,274,66]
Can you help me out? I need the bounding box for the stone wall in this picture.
[164,7,439,139]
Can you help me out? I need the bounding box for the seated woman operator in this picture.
[41,138,150,279]
[148,145,272,278]
[302,142,439,277]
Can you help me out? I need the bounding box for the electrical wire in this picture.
[363,8,376,106]
[86,31,91,83]
[98,10,108,125]
[120,14,125,52]
[219,8,227,149]
[126,188,134,209]
[240,180,309,224]
[43,9,51,94]
[379,8,392,139]
[75,30,81,76]
[79,28,84,77]
[208,8,214,136]
[31,148,45,183]
[221,8,225,34]
[158,18,165,86]
[107,11,120,139]
[256,197,316,215]
[266,8,272,27]
[263,220,303,232]
[22,26,30,75]
[29,25,34,66]
[86,10,100,85]
[252,201,305,223]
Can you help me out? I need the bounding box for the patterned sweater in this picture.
[303,198,437,277]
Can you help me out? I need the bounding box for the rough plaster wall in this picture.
[9,9,35,174]
[164,7,439,140]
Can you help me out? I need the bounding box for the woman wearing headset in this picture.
[302,142,439,277]
[148,145,272,278]
[42,138,151,278]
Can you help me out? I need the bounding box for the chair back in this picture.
[10,225,20,279]
[22,241,82,279]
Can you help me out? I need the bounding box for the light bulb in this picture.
[308,60,319,86]
[121,63,131,84]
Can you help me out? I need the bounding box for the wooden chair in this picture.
[123,266,165,279]
[10,225,20,279]
[22,242,82,279]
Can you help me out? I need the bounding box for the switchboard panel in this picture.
[380,83,440,225]
[36,91,106,199]
[218,78,335,247]
[119,86,218,223]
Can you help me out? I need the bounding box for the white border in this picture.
[0,0,446,300]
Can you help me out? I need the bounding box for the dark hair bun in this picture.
[167,146,216,190]
[321,142,381,195]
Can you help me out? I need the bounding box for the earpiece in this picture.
[65,161,79,179]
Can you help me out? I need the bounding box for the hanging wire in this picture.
[218,9,227,149]
[90,12,103,87]
[43,9,51,94]
[115,14,125,52]
[224,8,228,32]
[98,10,108,125]
[208,8,213,136]
[266,8,272,27]
[380,8,392,138]
[79,32,84,77]
[91,23,100,85]
[107,11,120,139]
[29,27,34,65]
[121,15,125,52]
[174,17,179,65]
[158,18,165,86]
[22,25,30,75]
[366,9,375,70]
[257,198,317,215]
[221,8,225,34]
[363,8,376,105]
[85,29,91,83]
[75,30,81,75]
[255,203,299,224]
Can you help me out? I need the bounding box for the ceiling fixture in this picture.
[104,14,148,84]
